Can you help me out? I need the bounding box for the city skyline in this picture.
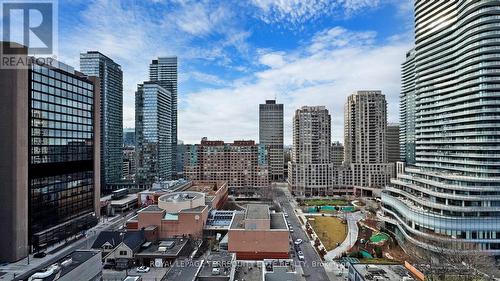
[55,0,414,144]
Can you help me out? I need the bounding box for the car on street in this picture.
[294,239,303,245]
[136,266,150,273]
[284,213,289,218]
[33,252,46,258]
[297,251,305,261]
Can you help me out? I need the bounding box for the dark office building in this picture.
[149,57,177,178]
[80,51,123,186]
[0,43,100,262]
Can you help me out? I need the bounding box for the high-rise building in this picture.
[176,140,185,179]
[288,106,335,197]
[387,123,400,164]
[123,146,136,180]
[123,128,135,147]
[259,100,284,181]
[344,91,387,164]
[135,82,172,183]
[80,51,123,187]
[400,48,416,164]
[344,91,394,196]
[0,43,100,261]
[382,0,500,254]
[184,138,269,195]
[331,142,344,166]
[149,57,177,178]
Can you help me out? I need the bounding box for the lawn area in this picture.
[308,216,347,251]
[302,199,350,206]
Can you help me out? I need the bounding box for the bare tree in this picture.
[404,239,499,281]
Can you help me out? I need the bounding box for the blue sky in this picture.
[57,0,414,144]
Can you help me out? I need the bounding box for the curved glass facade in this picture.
[383,0,500,254]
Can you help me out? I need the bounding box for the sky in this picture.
[57,0,415,145]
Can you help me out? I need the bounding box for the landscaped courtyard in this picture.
[307,216,347,251]
[301,199,350,206]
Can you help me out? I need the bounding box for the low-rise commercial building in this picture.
[347,263,416,281]
[228,204,289,260]
[196,252,236,281]
[127,192,209,239]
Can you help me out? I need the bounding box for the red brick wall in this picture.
[228,229,289,260]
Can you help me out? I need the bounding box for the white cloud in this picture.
[249,0,382,26]
[179,26,411,144]
[58,0,252,129]
[259,52,286,68]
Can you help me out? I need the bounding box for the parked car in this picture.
[289,228,294,233]
[33,252,46,258]
[294,239,303,245]
[284,213,289,218]
[136,266,150,273]
[297,251,305,261]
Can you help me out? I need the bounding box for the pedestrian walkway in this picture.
[324,212,364,260]
[0,213,133,280]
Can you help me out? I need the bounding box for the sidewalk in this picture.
[324,212,364,261]
[0,213,132,280]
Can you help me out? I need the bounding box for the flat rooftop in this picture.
[245,204,270,220]
[162,258,202,281]
[230,212,287,230]
[135,239,188,258]
[351,264,415,281]
[159,191,204,203]
[270,213,287,230]
[186,182,220,196]
[234,261,263,281]
[139,205,164,213]
[197,252,234,279]
[101,193,137,205]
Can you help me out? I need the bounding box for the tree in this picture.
[405,239,499,281]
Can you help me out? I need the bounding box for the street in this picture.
[1,212,137,281]
[273,183,331,281]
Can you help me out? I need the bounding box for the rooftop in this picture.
[270,213,287,230]
[27,250,100,280]
[139,205,164,213]
[234,261,263,281]
[162,258,202,281]
[350,263,415,281]
[135,239,188,258]
[245,204,270,220]
[197,252,235,279]
[186,182,220,196]
[101,193,138,205]
[159,191,204,203]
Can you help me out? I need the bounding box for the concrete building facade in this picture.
[387,123,400,164]
[331,142,344,166]
[344,91,394,196]
[259,100,284,181]
[0,43,100,261]
[400,48,417,164]
[382,0,500,254]
[288,106,335,197]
